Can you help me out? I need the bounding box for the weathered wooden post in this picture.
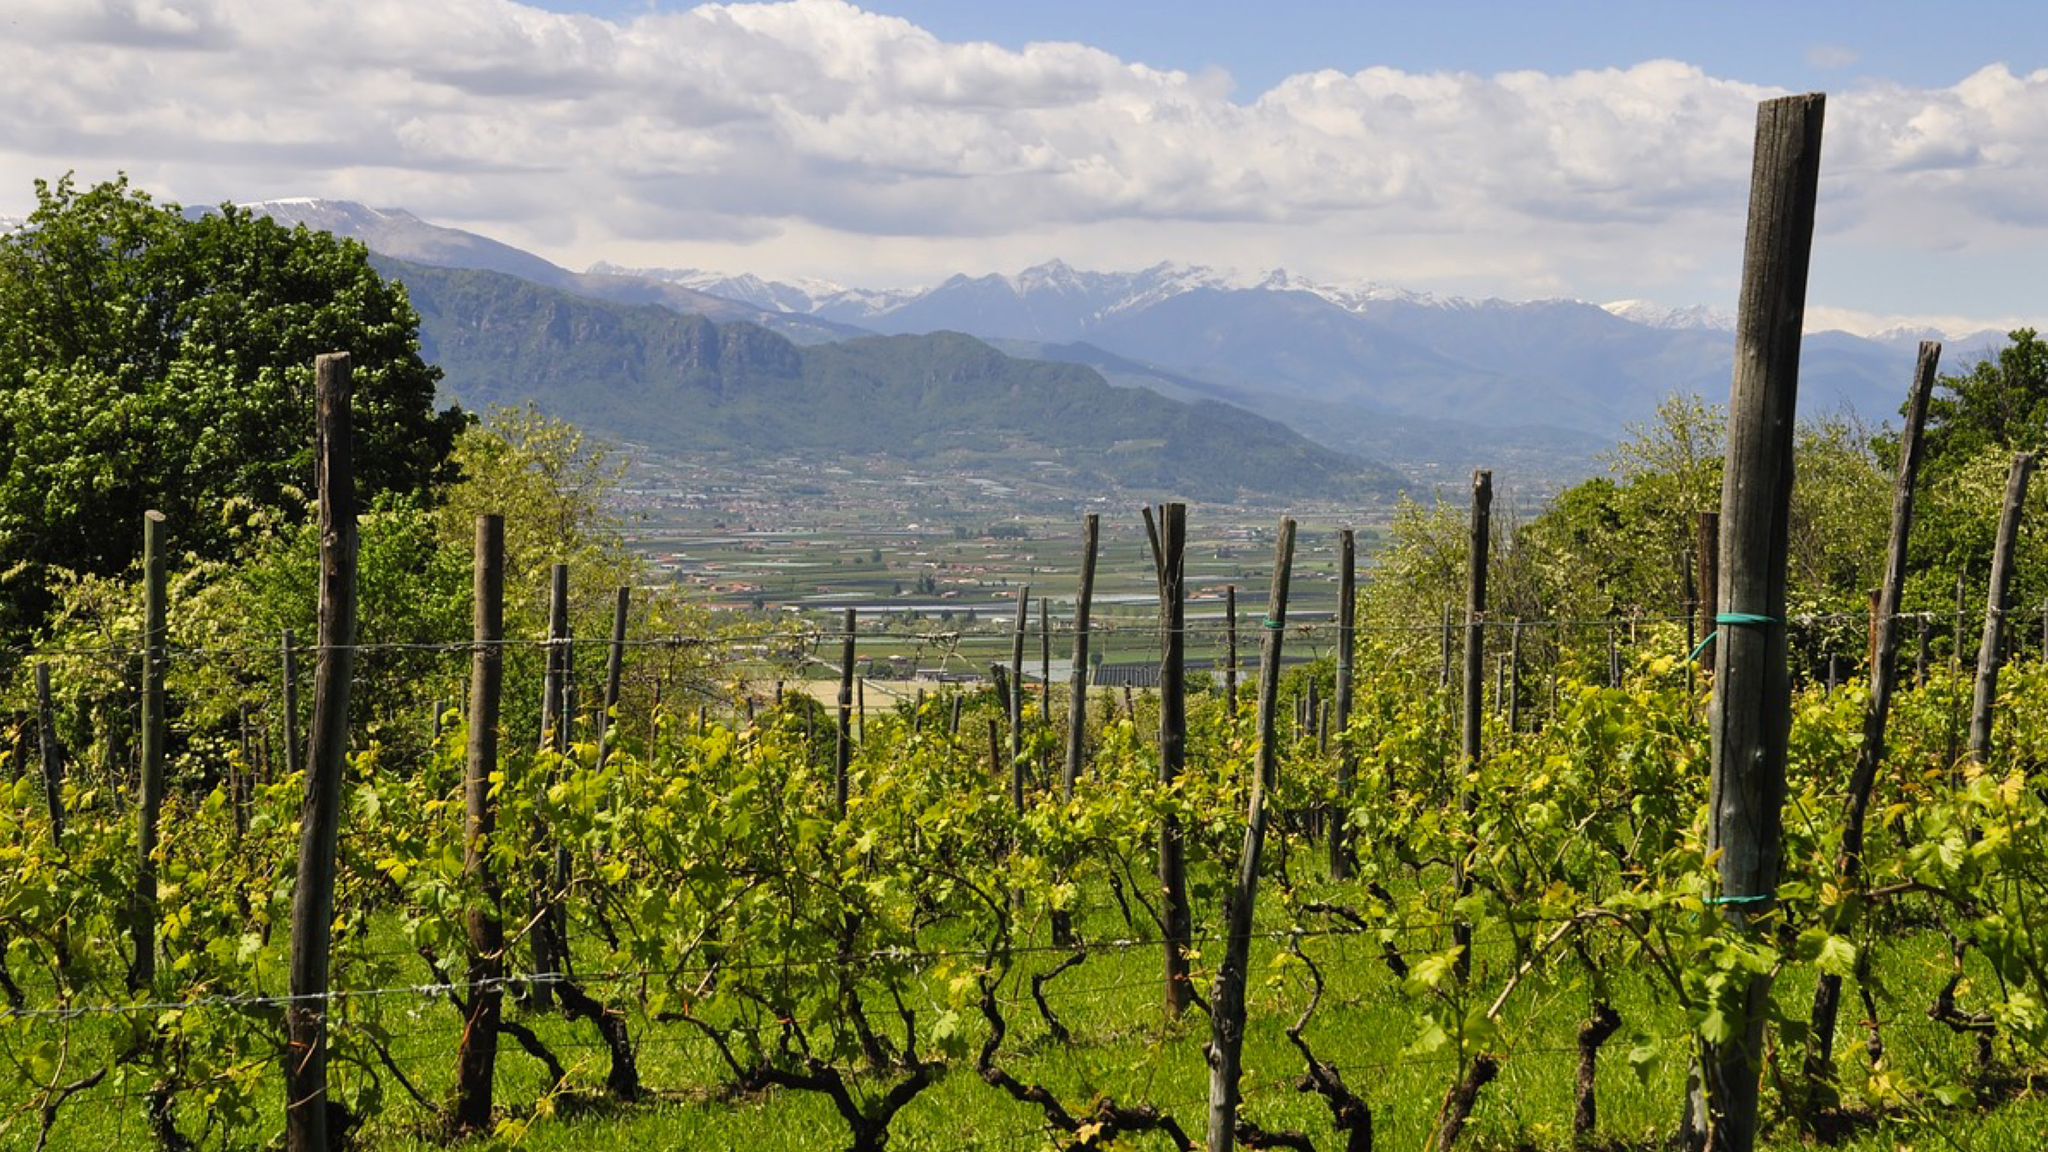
[1968,454,2036,764]
[1009,586,1029,796]
[1205,517,1294,1152]
[836,608,855,815]
[133,510,167,991]
[595,586,629,769]
[1144,503,1193,1016]
[529,563,571,1006]
[1224,584,1239,720]
[286,352,361,1152]
[1696,92,1824,1152]
[1454,470,1492,982]
[1039,596,1051,784]
[1335,528,1351,869]
[35,664,63,840]
[1805,341,1937,1098]
[1062,515,1100,798]
[454,515,506,1133]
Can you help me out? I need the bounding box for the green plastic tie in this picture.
[1704,892,1775,907]
[1687,613,1781,663]
[1261,619,1285,631]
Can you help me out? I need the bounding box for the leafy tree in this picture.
[1917,329,2048,485]
[0,174,464,635]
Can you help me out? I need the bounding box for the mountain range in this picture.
[245,198,2016,490]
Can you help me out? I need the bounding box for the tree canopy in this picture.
[0,175,465,634]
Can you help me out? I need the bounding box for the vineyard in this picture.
[6,488,2048,1152]
[5,91,2048,1152]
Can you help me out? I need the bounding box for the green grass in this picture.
[10,887,2044,1152]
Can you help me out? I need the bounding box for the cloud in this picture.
[1,0,2044,325]
[1806,44,1860,71]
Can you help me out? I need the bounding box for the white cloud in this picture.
[1,0,2044,328]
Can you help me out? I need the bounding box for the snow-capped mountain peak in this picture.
[1599,299,1736,332]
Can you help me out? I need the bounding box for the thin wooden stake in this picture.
[596,587,628,769]
[1454,470,1492,984]
[1968,453,2036,764]
[1331,528,1357,880]
[35,664,63,840]
[1062,515,1100,798]
[1205,516,1294,1152]
[836,608,855,816]
[1805,340,1937,1099]
[133,510,167,991]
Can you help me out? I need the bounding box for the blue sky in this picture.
[534,0,2042,94]
[7,0,2045,333]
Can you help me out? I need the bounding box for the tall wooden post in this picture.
[595,586,629,769]
[35,664,64,839]
[1062,515,1100,798]
[1009,586,1029,799]
[1968,454,2036,764]
[133,510,167,991]
[836,608,855,815]
[1331,528,1356,880]
[530,563,571,1004]
[1144,503,1192,1016]
[1205,517,1294,1152]
[1039,597,1051,784]
[1698,93,1824,1152]
[454,515,506,1133]
[286,352,361,1152]
[1224,584,1239,720]
[1454,470,1492,982]
[541,565,571,757]
[1806,340,1937,1094]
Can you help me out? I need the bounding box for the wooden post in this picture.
[530,563,571,1005]
[949,693,963,737]
[1331,529,1356,880]
[541,565,571,757]
[596,586,628,769]
[133,510,167,991]
[1968,453,2036,764]
[286,352,360,1152]
[454,515,505,1133]
[35,664,63,839]
[1866,588,1882,677]
[1062,515,1100,798]
[1144,503,1193,1016]
[1205,517,1294,1152]
[1009,586,1029,798]
[836,608,855,816]
[1806,340,1937,1096]
[1697,93,1824,1152]
[1224,584,1239,721]
[1039,596,1051,785]
[1454,470,1491,982]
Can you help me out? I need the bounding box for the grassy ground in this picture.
[10,882,2042,1152]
